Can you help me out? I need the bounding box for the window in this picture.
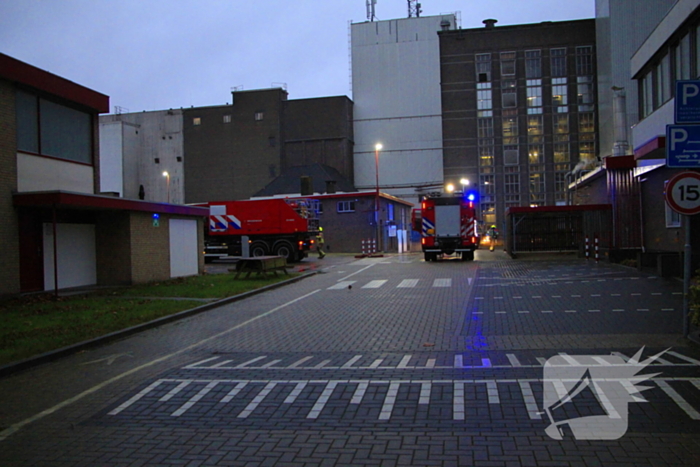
[480,146,494,168]
[528,145,544,166]
[193,117,201,125]
[642,71,654,118]
[577,76,594,112]
[502,115,518,144]
[500,51,516,77]
[526,80,542,110]
[656,53,671,106]
[504,145,519,165]
[555,171,568,203]
[502,89,517,108]
[553,114,569,134]
[481,203,496,225]
[477,117,493,138]
[529,172,545,201]
[477,84,493,110]
[576,46,594,76]
[525,50,541,78]
[674,33,691,81]
[552,77,568,109]
[476,53,491,82]
[665,202,681,227]
[551,48,567,77]
[579,141,596,160]
[337,201,355,213]
[16,90,92,164]
[579,112,595,133]
[505,171,520,195]
[255,112,264,121]
[480,174,495,195]
[527,115,543,144]
[387,203,394,221]
[223,114,232,123]
[554,143,570,163]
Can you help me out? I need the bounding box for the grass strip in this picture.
[0,273,296,366]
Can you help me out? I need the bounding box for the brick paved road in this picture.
[0,251,699,466]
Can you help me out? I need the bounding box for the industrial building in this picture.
[100,89,354,204]
[438,18,597,232]
[351,13,458,206]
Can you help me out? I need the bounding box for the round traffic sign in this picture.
[665,171,700,215]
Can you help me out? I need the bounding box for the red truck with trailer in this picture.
[202,198,320,263]
[412,192,480,261]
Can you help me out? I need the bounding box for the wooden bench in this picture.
[233,256,288,279]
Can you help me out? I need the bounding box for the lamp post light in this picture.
[460,178,470,188]
[162,171,170,203]
[374,143,382,252]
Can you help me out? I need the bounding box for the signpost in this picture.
[668,81,700,338]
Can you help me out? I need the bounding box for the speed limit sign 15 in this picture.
[665,171,700,215]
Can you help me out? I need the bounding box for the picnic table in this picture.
[233,256,288,279]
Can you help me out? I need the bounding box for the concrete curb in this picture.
[0,271,319,378]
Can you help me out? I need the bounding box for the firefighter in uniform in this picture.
[487,225,499,252]
[316,227,326,259]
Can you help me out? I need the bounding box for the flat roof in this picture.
[13,191,208,217]
[0,53,109,113]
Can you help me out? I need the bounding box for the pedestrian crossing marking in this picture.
[328,281,355,289]
[433,278,452,287]
[326,278,462,290]
[108,377,700,422]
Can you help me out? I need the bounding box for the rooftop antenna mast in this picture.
[408,0,421,17]
[366,0,377,21]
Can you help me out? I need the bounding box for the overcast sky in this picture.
[0,0,594,113]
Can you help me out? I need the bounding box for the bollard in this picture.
[594,235,599,263]
[585,236,589,260]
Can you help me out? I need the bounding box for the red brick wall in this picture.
[0,79,20,295]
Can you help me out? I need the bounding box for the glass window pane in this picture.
[16,91,39,153]
[40,99,92,163]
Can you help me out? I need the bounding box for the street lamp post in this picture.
[162,171,170,203]
[374,143,382,253]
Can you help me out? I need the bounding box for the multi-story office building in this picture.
[439,19,597,230]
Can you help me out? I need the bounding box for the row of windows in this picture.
[16,90,93,164]
[191,112,264,126]
[475,46,593,82]
[639,20,700,117]
[478,142,593,166]
[476,113,595,140]
[476,76,594,113]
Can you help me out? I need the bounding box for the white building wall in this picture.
[352,15,455,205]
[99,121,124,195]
[595,0,676,156]
[98,110,185,204]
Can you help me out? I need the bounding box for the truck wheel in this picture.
[461,251,474,261]
[250,241,269,257]
[424,252,436,262]
[273,240,295,262]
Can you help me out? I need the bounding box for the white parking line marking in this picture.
[159,381,192,401]
[519,382,541,420]
[362,280,387,289]
[668,351,700,366]
[397,279,419,288]
[507,354,522,367]
[453,382,465,420]
[328,281,356,290]
[351,381,369,404]
[220,382,248,403]
[172,381,219,417]
[656,381,700,420]
[284,382,307,404]
[307,381,340,419]
[239,382,278,419]
[380,381,402,420]
[433,278,452,287]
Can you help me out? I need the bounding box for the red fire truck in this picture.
[412,192,480,261]
[202,198,320,263]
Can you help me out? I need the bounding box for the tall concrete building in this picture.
[351,14,457,206]
[438,19,597,229]
[595,0,676,158]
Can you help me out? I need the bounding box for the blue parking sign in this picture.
[675,80,700,123]
[667,124,700,168]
